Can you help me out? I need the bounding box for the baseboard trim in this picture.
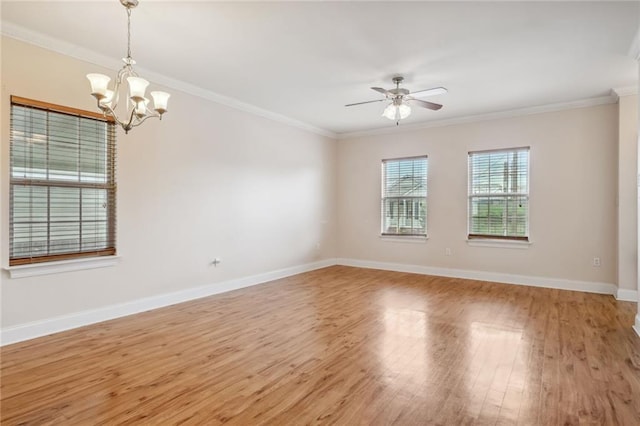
[616,289,639,302]
[634,314,640,338]
[0,258,337,346]
[336,258,617,296]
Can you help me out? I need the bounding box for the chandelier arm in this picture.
[129,112,161,129]
[123,106,139,132]
[141,102,162,117]
[100,102,128,128]
[96,98,162,133]
[94,99,134,132]
[111,64,137,117]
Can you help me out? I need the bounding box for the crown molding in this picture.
[337,95,617,140]
[611,86,639,100]
[2,20,629,142]
[0,22,337,139]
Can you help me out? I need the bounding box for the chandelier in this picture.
[87,0,170,134]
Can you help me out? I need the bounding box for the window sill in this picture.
[466,239,531,249]
[4,255,121,279]
[380,235,428,244]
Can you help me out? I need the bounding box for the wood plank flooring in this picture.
[2,266,639,425]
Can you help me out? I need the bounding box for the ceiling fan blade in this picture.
[345,99,386,107]
[371,87,392,96]
[409,87,448,98]
[408,98,443,111]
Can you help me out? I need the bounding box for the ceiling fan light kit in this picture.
[346,76,446,126]
[382,100,411,121]
[86,0,170,134]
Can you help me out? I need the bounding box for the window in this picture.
[468,147,529,240]
[381,156,427,236]
[9,96,116,266]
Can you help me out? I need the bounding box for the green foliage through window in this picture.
[468,148,529,239]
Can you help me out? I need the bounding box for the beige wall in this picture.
[337,105,619,285]
[0,37,338,327]
[618,94,638,291]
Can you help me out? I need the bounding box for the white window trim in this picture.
[381,155,428,237]
[4,255,120,279]
[467,146,530,240]
[380,235,429,243]
[466,239,531,249]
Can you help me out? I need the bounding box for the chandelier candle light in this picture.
[87,0,170,134]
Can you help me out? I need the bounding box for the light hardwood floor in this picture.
[2,266,639,425]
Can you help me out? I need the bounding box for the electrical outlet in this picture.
[592,257,601,267]
[445,248,452,256]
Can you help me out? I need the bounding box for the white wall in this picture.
[618,94,638,292]
[337,105,619,287]
[0,35,633,338]
[0,37,337,328]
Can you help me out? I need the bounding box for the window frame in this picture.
[380,155,428,237]
[9,96,117,266]
[467,146,530,241]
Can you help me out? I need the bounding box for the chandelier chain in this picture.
[127,8,132,60]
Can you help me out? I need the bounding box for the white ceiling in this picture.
[1,1,639,136]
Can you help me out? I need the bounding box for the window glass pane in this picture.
[383,197,426,235]
[9,100,116,263]
[383,199,397,234]
[11,107,48,179]
[82,222,109,251]
[80,188,110,250]
[12,185,48,223]
[50,222,80,254]
[79,119,107,183]
[81,188,108,222]
[382,157,427,236]
[470,149,528,195]
[506,196,528,236]
[48,114,80,181]
[468,148,529,238]
[12,223,48,258]
[11,184,49,258]
[384,159,427,197]
[50,187,80,222]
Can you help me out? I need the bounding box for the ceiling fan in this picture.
[346,76,447,125]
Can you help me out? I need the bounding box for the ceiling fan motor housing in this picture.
[344,75,445,116]
[389,88,409,97]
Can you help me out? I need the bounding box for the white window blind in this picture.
[9,96,117,266]
[381,156,427,236]
[468,147,529,240]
